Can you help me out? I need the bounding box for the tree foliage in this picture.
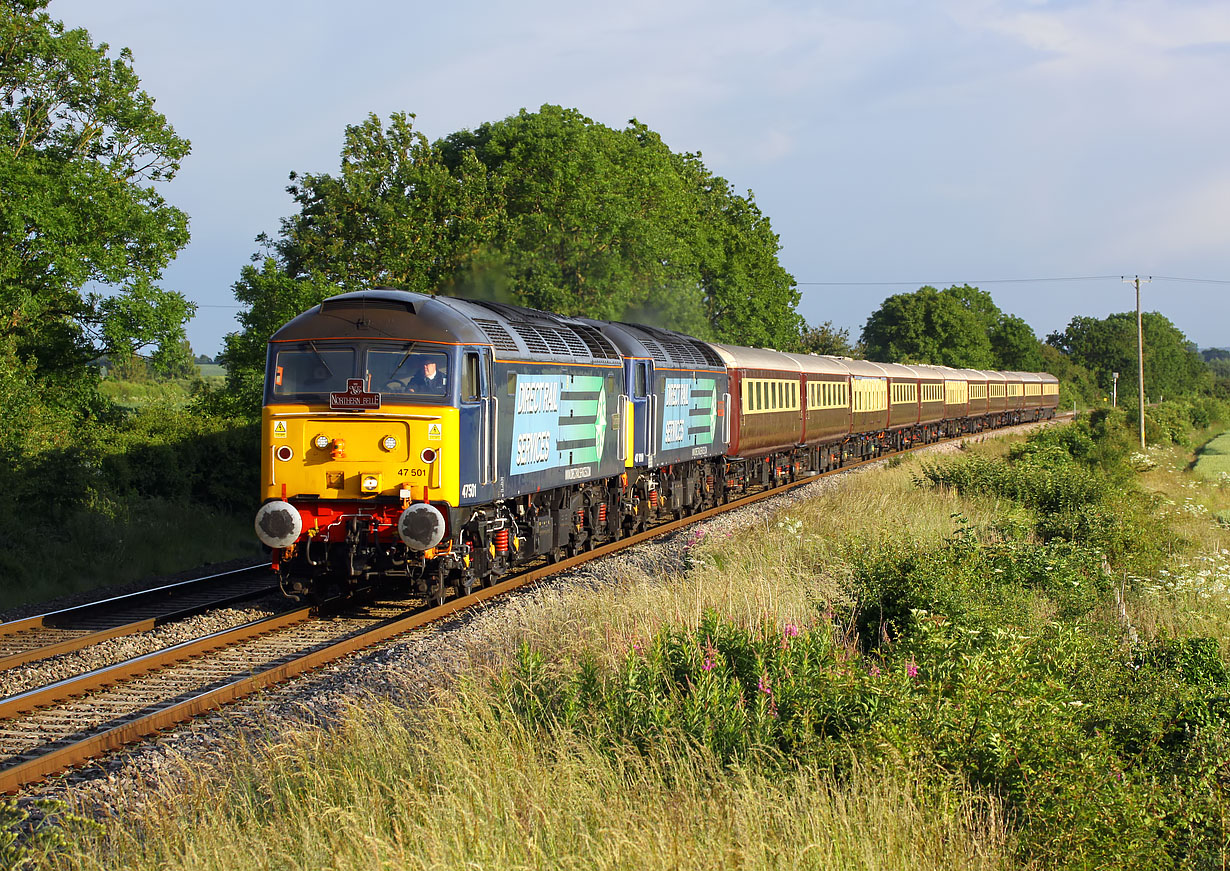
[1047,312,1208,404]
[223,107,801,410]
[860,285,1044,370]
[796,320,856,357]
[0,0,193,400]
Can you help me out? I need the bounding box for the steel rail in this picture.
[0,415,1063,793]
[0,564,277,671]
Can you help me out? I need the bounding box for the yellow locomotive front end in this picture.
[253,291,468,601]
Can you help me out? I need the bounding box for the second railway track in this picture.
[0,564,279,672]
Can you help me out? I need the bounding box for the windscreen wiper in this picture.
[309,341,334,376]
[386,343,416,381]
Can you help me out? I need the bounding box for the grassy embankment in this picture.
[21,405,1230,870]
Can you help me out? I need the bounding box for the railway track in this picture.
[0,417,1064,794]
[0,564,279,672]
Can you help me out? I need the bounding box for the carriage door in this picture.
[460,348,496,503]
[631,359,653,466]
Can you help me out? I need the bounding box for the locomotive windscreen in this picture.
[265,341,452,404]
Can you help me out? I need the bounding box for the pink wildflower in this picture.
[757,670,772,695]
[783,623,800,638]
[869,663,881,678]
[906,658,919,679]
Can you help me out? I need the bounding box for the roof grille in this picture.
[570,323,620,360]
[510,324,551,355]
[631,325,722,368]
[468,300,603,360]
[638,337,669,365]
[474,319,520,353]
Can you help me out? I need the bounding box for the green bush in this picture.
[494,607,1230,870]
[915,421,1179,573]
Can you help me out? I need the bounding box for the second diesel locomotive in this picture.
[254,290,1059,602]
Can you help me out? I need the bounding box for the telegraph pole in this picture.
[1122,276,1151,449]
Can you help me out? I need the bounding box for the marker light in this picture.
[381,435,398,451]
[313,433,330,450]
[361,474,380,493]
[420,448,438,464]
[275,445,294,462]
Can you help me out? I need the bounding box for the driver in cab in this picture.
[406,358,447,394]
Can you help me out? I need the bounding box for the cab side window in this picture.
[462,352,480,402]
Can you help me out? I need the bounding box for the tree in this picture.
[1047,312,1208,402]
[274,112,503,294]
[861,287,995,368]
[797,320,855,357]
[990,314,1045,371]
[860,285,1045,370]
[0,0,192,409]
[224,107,802,410]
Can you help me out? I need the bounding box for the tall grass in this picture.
[57,694,1012,871]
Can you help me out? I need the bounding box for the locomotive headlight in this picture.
[381,435,398,452]
[360,474,381,493]
[313,433,330,450]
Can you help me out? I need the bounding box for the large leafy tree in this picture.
[1047,312,1208,402]
[439,107,800,346]
[0,0,193,405]
[860,285,1044,370]
[861,286,996,368]
[223,106,801,410]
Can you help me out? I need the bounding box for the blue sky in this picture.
[52,0,1230,357]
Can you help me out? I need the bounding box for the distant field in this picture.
[1193,430,1230,481]
[198,363,226,378]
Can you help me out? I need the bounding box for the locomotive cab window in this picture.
[371,347,449,398]
[270,344,355,398]
[266,341,455,404]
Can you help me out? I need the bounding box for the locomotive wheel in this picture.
[430,568,448,608]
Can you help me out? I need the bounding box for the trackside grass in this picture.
[28,412,1230,870]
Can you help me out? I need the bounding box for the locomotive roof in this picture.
[593,320,726,370]
[268,289,486,346]
[269,290,623,364]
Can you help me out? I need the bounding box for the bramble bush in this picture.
[915,418,1179,573]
